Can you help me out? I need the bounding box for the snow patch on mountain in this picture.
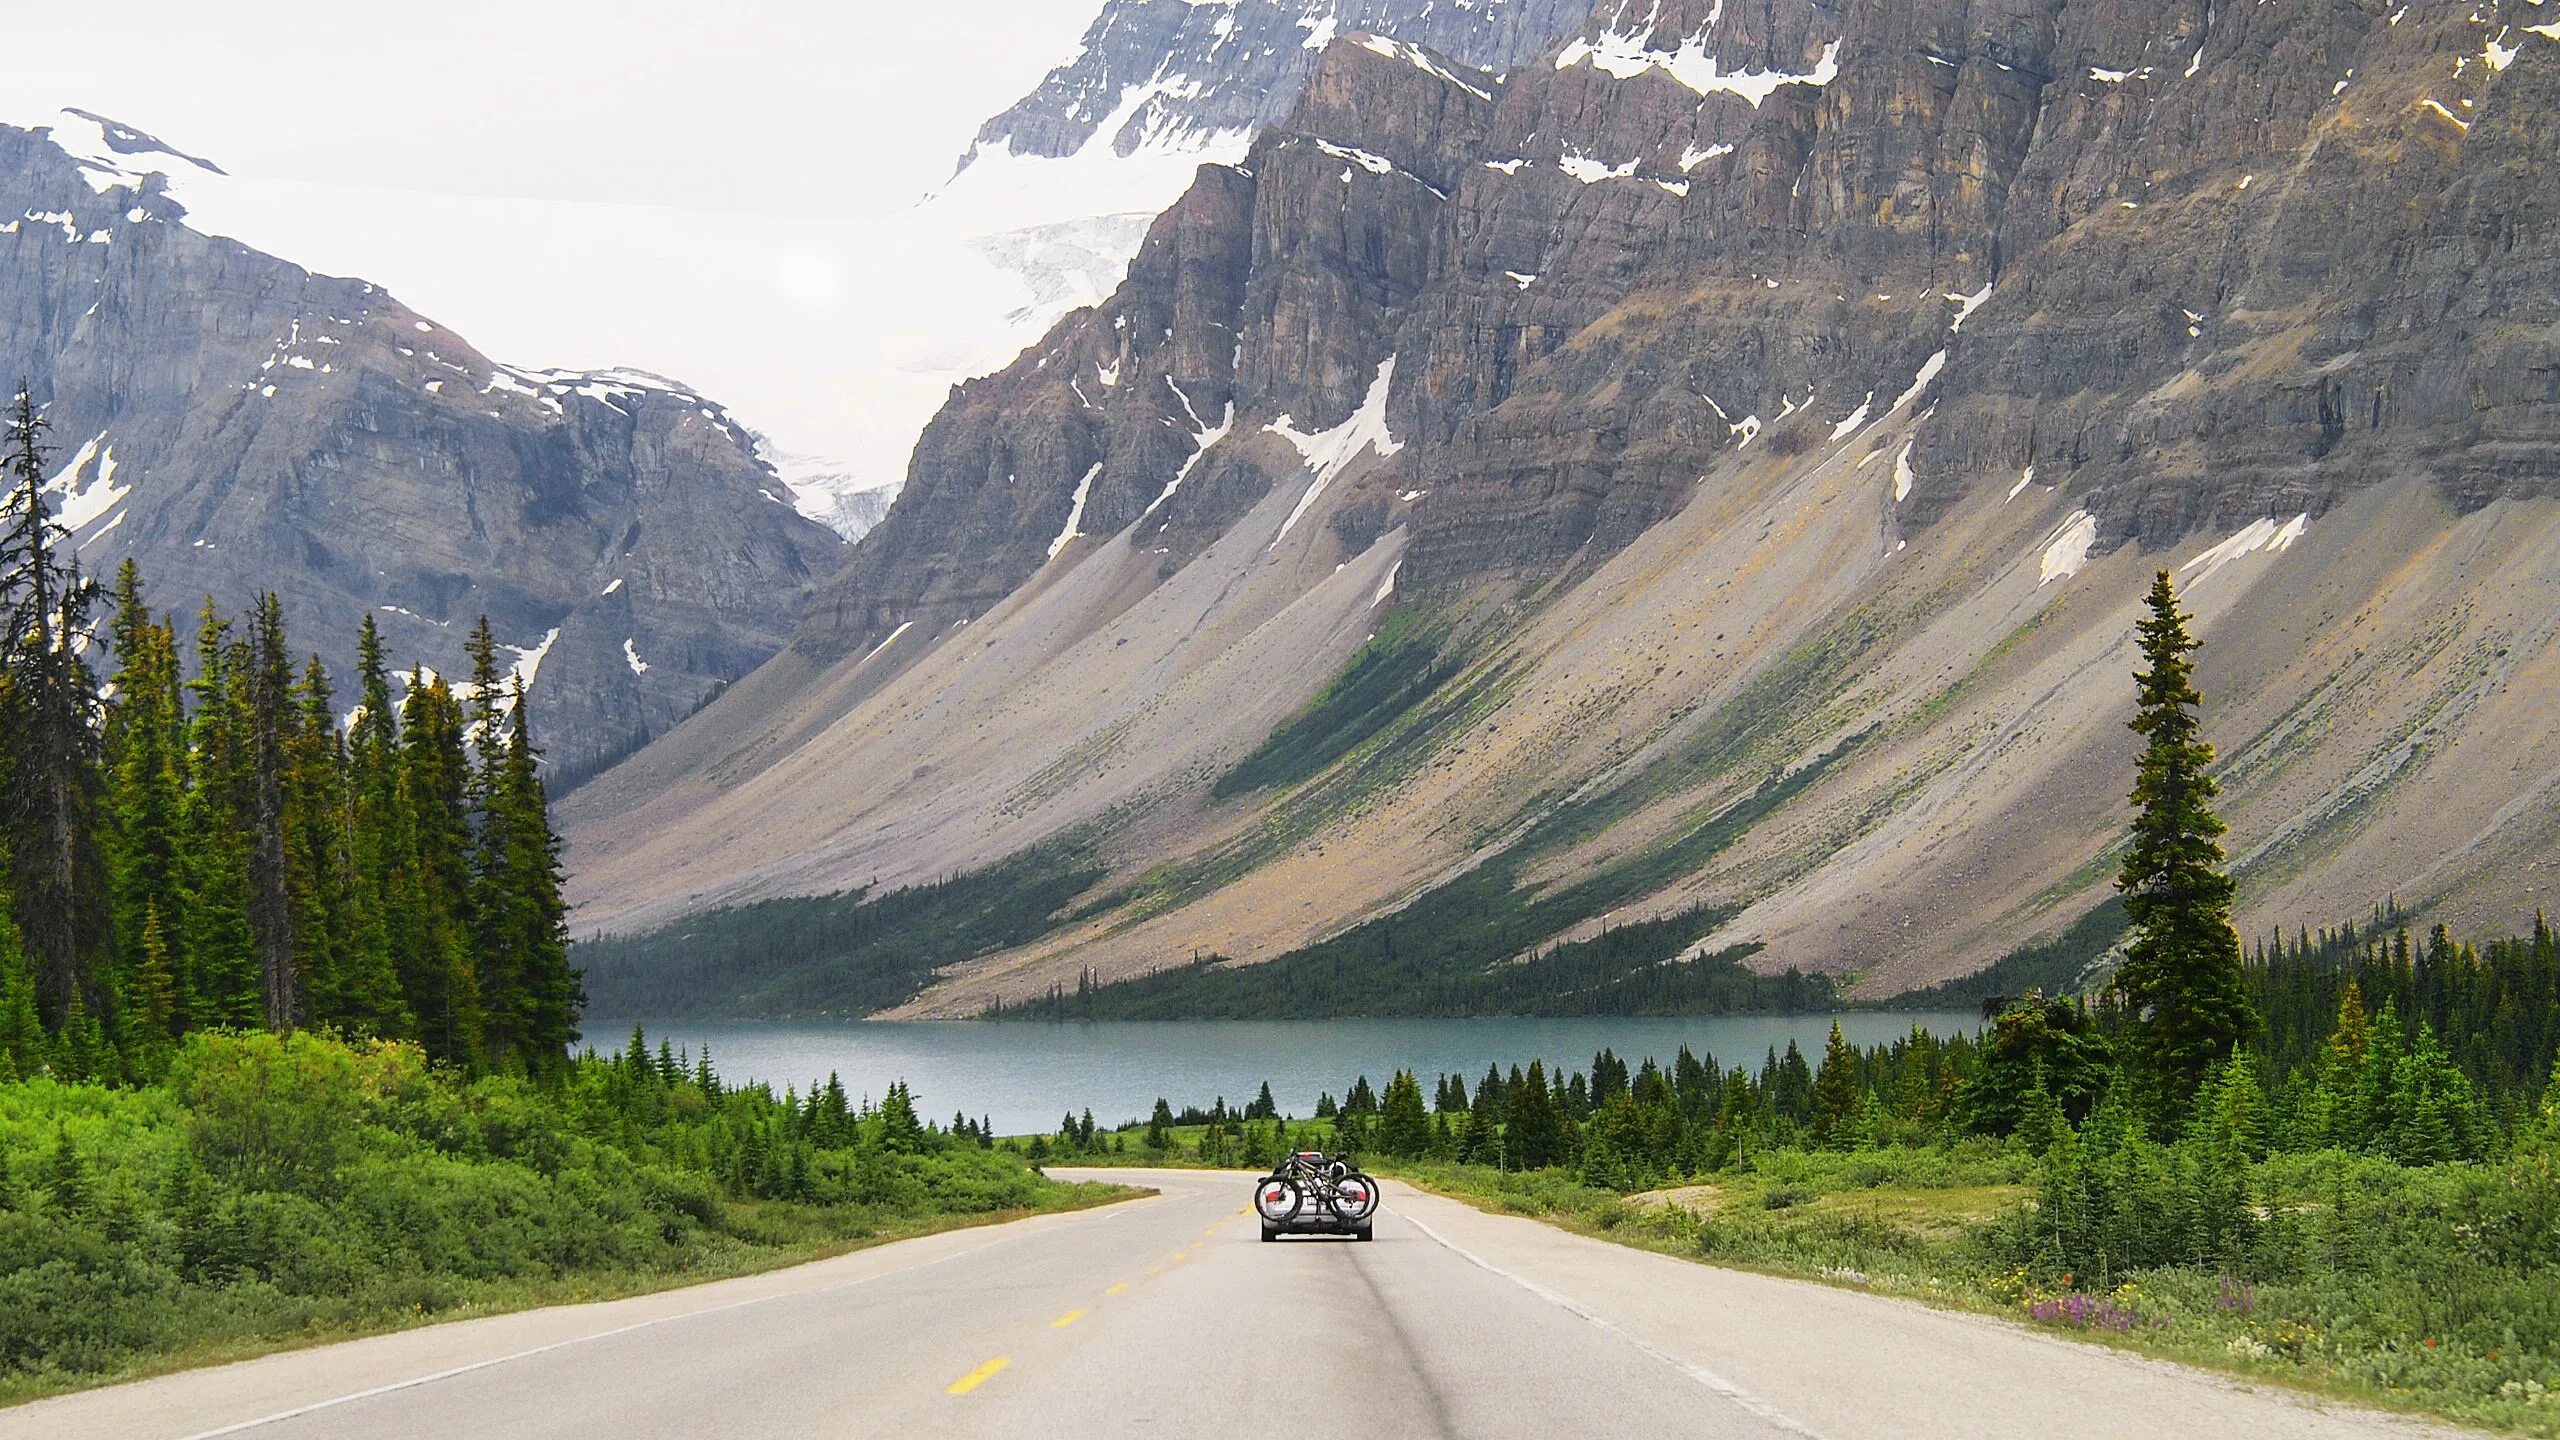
[45,430,131,533]
[2182,514,2310,584]
[2038,512,2099,586]
[1557,29,1843,107]
[1269,357,1403,548]
[1049,463,1105,558]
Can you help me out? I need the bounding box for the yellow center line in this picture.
[1171,1252,1188,1262]
[947,1357,1010,1396]
[1051,1309,1086,1328]
[1106,1283,1128,1295]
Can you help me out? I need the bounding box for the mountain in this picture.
[958,0,1591,167]
[567,0,2560,1017]
[891,0,1595,517]
[0,109,846,781]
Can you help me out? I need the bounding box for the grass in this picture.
[1385,1146,2560,1437]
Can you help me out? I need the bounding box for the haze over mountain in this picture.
[567,0,2560,1016]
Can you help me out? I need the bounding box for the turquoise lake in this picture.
[583,1012,1984,1134]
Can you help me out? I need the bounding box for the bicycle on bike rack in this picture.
[1254,1151,1379,1242]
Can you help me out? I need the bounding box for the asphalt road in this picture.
[5,1168,2467,1440]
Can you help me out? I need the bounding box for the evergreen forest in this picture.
[0,394,1104,1400]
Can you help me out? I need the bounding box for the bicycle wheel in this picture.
[1253,1175,1304,1223]
[1329,1171,1380,1223]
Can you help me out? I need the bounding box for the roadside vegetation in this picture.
[1031,574,2560,1435]
[0,1029,1115,1402]
[0,411,1114,1404]
[1049,922,2560,1435]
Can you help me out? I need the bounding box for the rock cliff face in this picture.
[571,1,2560,1013]
[960,0,1591,166]
[0,112,844,780]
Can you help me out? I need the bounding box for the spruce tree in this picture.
[483,680,579,1073]
[103,563,188,1036]
[178,603,259,1028]
[244,595,299,1029]
[283,656,351,1026]
[396,671,482,1064]
[2313,980,2371,1145]
[1377,1069,1431,1157]
[2114,571,2256,1128]
[1808,1020,1864,1149]
[463,618,510,1047]
[1454,1099,1498,1164]
[1503,1060,1566,1170]
[339,616,412,1038]
[126,903,177,1064]
[0,387,112,1027]
[879,1080,925,1153]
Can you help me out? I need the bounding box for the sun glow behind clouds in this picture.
[771,252,848,310]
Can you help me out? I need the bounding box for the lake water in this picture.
[581,1013,1983,1135]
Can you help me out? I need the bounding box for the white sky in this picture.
[21,0,1094,220]
[11,1,1159,504]
[11,1,1266,511]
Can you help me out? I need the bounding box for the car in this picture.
[1254,1151,1379,1241]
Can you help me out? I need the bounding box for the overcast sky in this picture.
[21,0,1095,219]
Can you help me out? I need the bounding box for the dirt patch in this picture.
[1622,1184,1723,1215]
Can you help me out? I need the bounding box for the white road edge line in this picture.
[1396,1206,1836,1440]
[173,1198,1156,1439]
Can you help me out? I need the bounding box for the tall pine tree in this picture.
[2114,571,2256,1129]
[244,594,299,1030]
[396,669,482,1063]
[0,388,112,1027]
[479,677,579,1074]
[102,564,188,1035]
[338,615,413,1038]
[178,602,258,1028]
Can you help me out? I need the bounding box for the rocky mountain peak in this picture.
[955,0,1590,172]
[0,109,846,782]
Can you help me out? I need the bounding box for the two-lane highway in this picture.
[4,1169,2465,1439]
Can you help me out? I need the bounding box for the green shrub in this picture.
[0,1030,1104,1401]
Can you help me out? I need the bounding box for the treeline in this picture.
[0,394,576,1081]
[580,841,1109,1019]
[1033,909,1835,1020]
[2252,913,2560,1112]
[1058,916,2560,1186]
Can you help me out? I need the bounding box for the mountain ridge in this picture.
[567,0,2560,1014]
[0,108,847,779]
